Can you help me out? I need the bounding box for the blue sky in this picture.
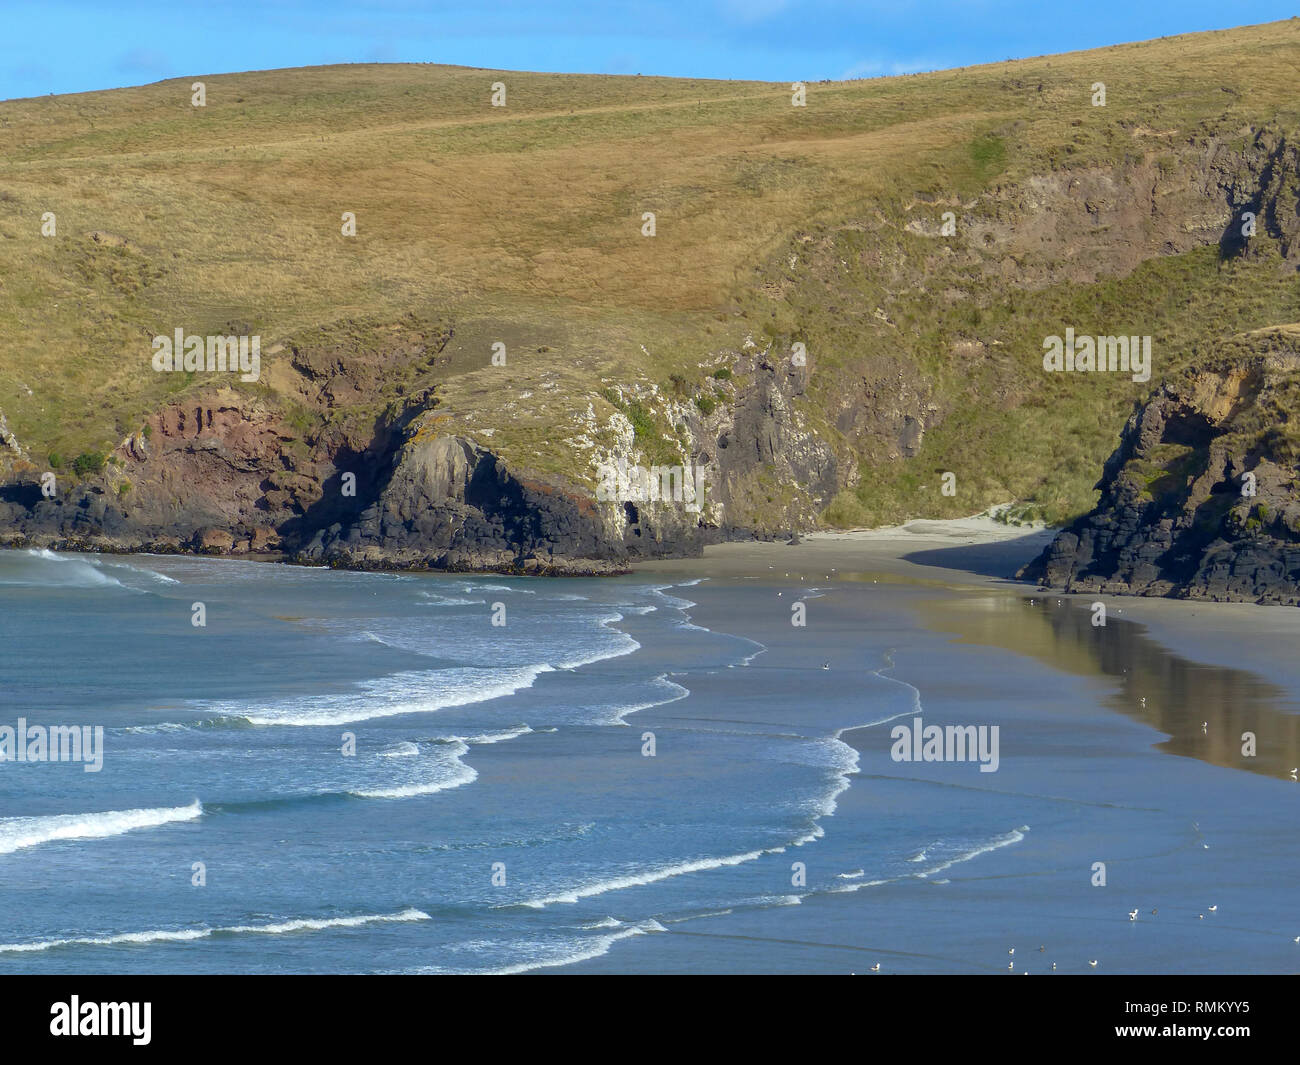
[2,1,1296,101]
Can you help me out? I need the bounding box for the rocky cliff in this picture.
[0,336,833,573]
[5,30,1300,579]
[1022,328,1300,603]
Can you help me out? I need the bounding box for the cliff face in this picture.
[299,429,636,575]
[1022,330,1300,603]
[5,32,1300,577]
[0,342,831,573]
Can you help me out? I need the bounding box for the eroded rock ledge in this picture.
[1022,329,1300,603]
[0,353,834,574]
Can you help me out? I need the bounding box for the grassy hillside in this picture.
[3,20,1300,526]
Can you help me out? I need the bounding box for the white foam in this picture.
[0,908,429,954]
[417,593,486,607]
[775,730,863,847]
[413,920,664,975]
[43,551,180,588]
[0,549,125,590]
[232,664,554,727]
[916,826,1029,878]
[350,774,477,799]
[0,801,202,856]
[649,585,695,611]
[828,878,889,894]
[599,675,690,725]
[106,559,180,584]
[116,721,189,736]
[453,725,534,745]
[516,848,767,908]
[664,908,733,923]
[829,826,1030,896]
[553,613,639,670]
[349,740,478,799]
[581,917,624,930]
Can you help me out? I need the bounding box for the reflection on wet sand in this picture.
[912,590,1300,782]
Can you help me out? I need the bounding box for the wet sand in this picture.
[557,520,1300,973]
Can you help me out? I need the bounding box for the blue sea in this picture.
[1,547,1297,974]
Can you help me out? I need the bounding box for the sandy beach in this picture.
[5,524,1297,976]
[643,519,1300,694]
[546,518,1300,974]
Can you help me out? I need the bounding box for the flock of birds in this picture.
[1001,908,1217,973]
[859,904,1300,973]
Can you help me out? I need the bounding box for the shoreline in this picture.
[633,519,1300,695]
[556,519,1300,973]
[565,517,1300,973]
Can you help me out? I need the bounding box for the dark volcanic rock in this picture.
[1022,330,1300,604]
[302,430,637,575]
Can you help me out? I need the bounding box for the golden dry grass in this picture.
[1,20,1299,495]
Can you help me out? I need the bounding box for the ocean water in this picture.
[0,548,1296,974]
